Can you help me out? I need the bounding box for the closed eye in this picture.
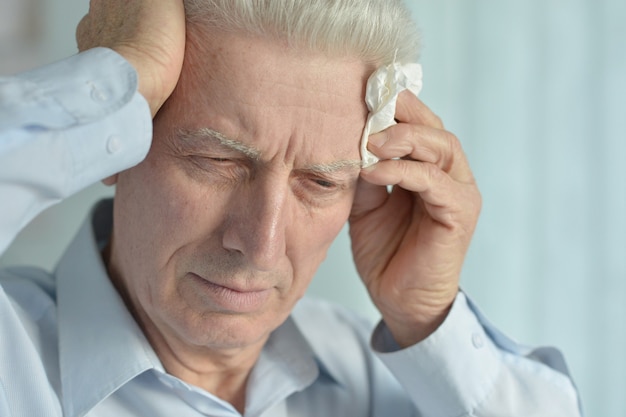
[189,155,236,167]
[186,155,248,182]
[312,178,336,189]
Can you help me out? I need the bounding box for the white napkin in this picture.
[360,62,423,168]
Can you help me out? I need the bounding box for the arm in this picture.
[372,292,581,416]
[0,49,151,254]
[0,0,185,255]
[350,88,582,414]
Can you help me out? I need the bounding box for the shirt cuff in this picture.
[372,292,502,417]
[1,47,151,203]
[13,47,140,129]
[65,90,152,196]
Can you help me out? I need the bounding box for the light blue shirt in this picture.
[0,48,582,416]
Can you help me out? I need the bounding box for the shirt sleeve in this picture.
[0,47,152,255]
[371,292,582,417]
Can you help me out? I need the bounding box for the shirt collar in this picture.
[55,199,342,417]
[244,314,344,416]
[56,200,162,417]
[290,299,356,388]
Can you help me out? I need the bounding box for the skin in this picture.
[352,95,481,346]
[105,28,372,411]
[76,0,185,116]
[76,0,482,412]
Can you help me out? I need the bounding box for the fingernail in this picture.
[368,132,388,148]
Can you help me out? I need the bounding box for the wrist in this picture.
[113,47,164,117]
[382,302,453,348]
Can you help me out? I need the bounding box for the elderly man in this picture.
[0,0,581,416]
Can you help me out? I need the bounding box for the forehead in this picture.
[162,28,372,165]
[187,28,368,100]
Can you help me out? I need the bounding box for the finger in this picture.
[362,159,450,199]
[360,159,478,225]
[367,123,474,184]
[395,90,444,129]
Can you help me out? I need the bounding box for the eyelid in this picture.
[191,152,248,165]
[312,178,337,189]
[207,156,234,162]
[302,172,352,191]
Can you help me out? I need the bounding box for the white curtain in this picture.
[401,1,626,415]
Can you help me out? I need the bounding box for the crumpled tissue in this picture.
[360,62,423,168]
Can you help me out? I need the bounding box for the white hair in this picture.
[183,0,420,66]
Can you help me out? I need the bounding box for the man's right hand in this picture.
[76,0,186,117]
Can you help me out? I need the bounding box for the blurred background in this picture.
[1,0,624,415]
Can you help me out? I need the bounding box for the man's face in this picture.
[109,28,371,352]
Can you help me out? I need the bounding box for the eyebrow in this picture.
[177,127,362,174]
[177,127,261,160]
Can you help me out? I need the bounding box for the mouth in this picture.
[187,273,273,313]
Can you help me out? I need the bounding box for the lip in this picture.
[187,273,273,313]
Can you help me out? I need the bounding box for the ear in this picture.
[101,174,119,186]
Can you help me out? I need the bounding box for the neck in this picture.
[132,291,267,414]
[103,244,265,414]
[147,326,264,414]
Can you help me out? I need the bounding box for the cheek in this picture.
[112,154,236,323]
[122,146,230,231]
[288,199,353,284]
[112,152,221,288]
[117,159,190,243]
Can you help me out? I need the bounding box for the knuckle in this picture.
[444,130,462,155]
[408,122,424,140]
[431,113,444,129]
[399,158,414,179]
[441,131,464,172]
[423,162,442,185]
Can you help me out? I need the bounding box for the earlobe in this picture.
[101,174,119,186]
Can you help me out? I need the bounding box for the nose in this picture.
[222,174,290,271]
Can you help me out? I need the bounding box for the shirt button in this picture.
[90,84,109,102]
[106,135,122,154]
[472,332,484,349]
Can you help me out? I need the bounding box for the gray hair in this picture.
[183,0,420,66]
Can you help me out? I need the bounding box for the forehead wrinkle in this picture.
[177,127,261,160]
[305,159,362,174]
[178,128,361,174]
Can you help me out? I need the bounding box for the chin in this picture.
[174,308,287,351]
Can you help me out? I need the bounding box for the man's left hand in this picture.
[349,91,481,348]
